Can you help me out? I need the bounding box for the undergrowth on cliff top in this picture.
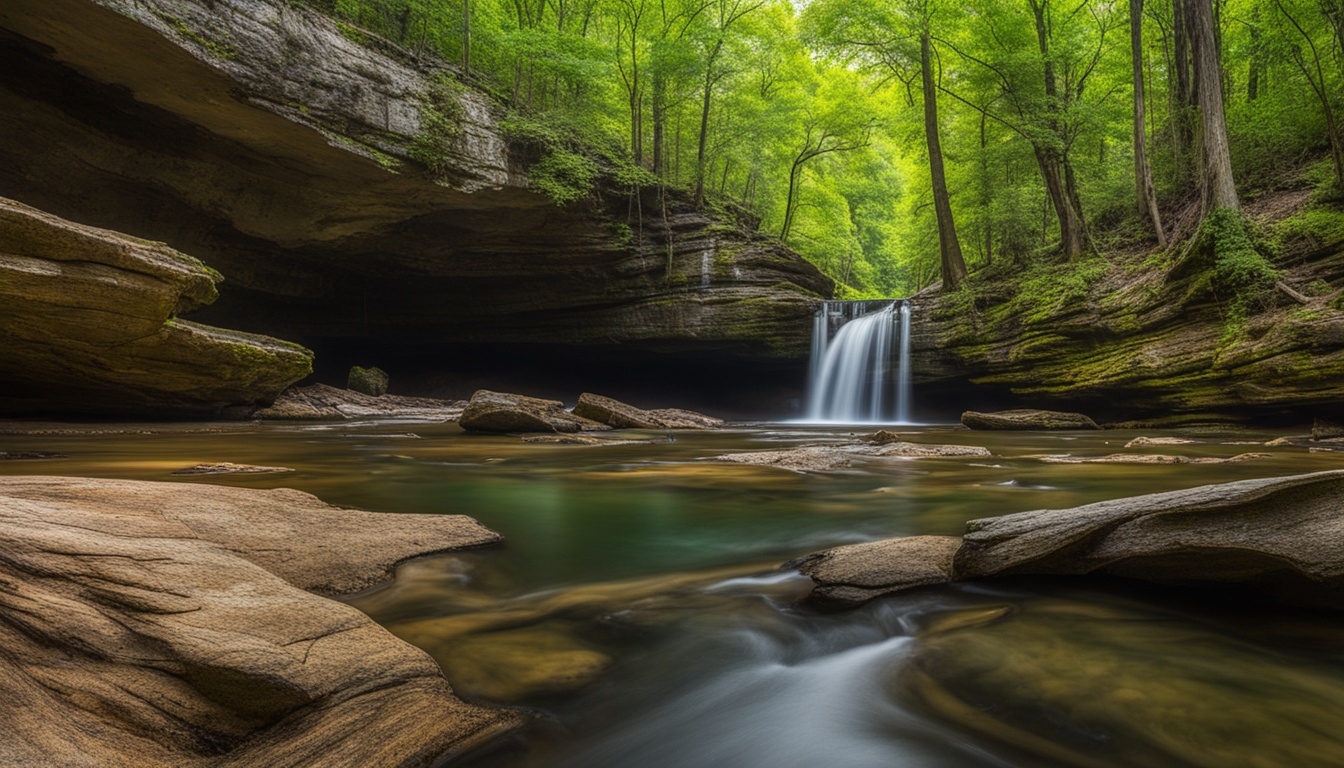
[1197,208,1279,327]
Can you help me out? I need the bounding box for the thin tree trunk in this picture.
[694,40,723,205]
[1247,3,1262,100]
[1133,0,1167,245]
[652,74,666,175]
[1030,0,1087,260]
[921,31,968,289]
[1187,0,1240,212]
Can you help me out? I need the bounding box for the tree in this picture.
[1187,0,1240,212]
[1133,0,1167,245]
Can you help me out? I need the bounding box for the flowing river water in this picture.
[3,420,1344,766]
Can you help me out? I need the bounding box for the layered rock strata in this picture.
[0,476,519,767]
[0,197,312,415]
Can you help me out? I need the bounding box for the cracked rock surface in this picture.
[0,475,520,767]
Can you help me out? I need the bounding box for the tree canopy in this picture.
[314,0,1344,297]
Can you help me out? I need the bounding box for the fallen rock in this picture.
[459,390,609,434]
[961,409,1099,430]
[1038,452,1269,465]
[1313,417,1344,440]
[572,393,724,430]
[865,429,906,444]
[0,450,65,460]
[791,536,962,609]
[0,476,518,767]
[170,462,294,475]
[0,197,312,416]
[1124,436,1197,448]
[714,442,990,472]
[955,470,1344,608]
[347,366,389,397]
[255,383,466,421]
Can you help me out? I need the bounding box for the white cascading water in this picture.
[805,300,913,423]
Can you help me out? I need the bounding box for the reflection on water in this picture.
[2,421,1343,765]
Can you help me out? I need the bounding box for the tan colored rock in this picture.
[0,476,519,767]
[255,383,466,421]
[962,409,1099,430]
[1124,436,1196,448]
[865,429,906,444]
[793,536,962,608]
[423,626,611,704]
[459,390,609,434]
[170,462,295,475]
[714,442,990,472]
[0,197,311,417]
[873,442,991,458]
[572,392,724,430]
[1039,452,1269,465]
[954,470,1344,608]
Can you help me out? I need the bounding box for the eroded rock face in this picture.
[254,383,465,421]
[572,392,724,430]
[0,197,312,416]
[0,476,519,767]
[459,390,609,433]
[0,0,831,409]
[961,409,1099,430]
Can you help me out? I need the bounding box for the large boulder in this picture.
[791,536,962,609]
[792,471,1344,610]
[0,476,519,767]
[347,366,389,397]
[0,197,312,416]
[459,390,609,434]
[961,409,1100,430]
[254,383,465,421]
[572,392,723,430]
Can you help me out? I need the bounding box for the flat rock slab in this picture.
[171,462,295,475]
[1124,436,1197,447]
[792,536,962,609]
[714,442,990,472]
[572,392,724,430]
[520,434,669,446]
[0,476,519,767]
[1039,452,1270,465]
[962,409,1099,430]
[256,383,466,421]
[459,390,609,434]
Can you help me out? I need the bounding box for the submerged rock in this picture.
[961,409,1100,430]
[521,434,667,446]
[255,383,465,421]
[572,393,723,430]
[714,442,990,472]
[0,198,312,416]
[0,476,517,767]
[0,451,66,460]
[792,536,961,609]
[170,462,294,475]
[1038,452,1269,465]
[347,366,389,397]
[424,626,611,704]
[1124,436,1197,448]
[459,390,609,434]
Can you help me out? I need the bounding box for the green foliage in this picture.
[530,149,598,205]
[1198,208,1279,322]
[1008,255,1111,324]
[408,73,466,174]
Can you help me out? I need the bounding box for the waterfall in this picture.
[805,299,913,423]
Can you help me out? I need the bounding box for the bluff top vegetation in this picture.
[314,0,1344,299]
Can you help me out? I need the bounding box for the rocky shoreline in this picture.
[0,476,519,767]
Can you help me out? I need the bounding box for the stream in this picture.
[3,420,1343,766]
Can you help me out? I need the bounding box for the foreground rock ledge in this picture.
[0,476,520,767]
[794,470,1344,610]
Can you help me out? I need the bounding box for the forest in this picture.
[313,0,1344,300]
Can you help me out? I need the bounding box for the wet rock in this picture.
[0,197,312,416]
[459,390,609,434]
[1266,436,1297,446]
[1124,436,1197,448]
[0,476,517,767]
[572,393,724,430]
[714,442,990,472]
[865,429,906,444]
[792,536,962,609]
[955,470,1344,609]
[421,626,611,704]
[0,451,66,460]
[1038,452,1269,465]
[170,462,294,475]
[961,409,1100,430]
[521,434,667,446]
[255,383,465,421]
[347,366,389,397]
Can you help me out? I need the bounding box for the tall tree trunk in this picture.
[1132,0,1167,245]
[651,73,666,175]
[1187,0,1240,212]
[1030,0,1087,261]
[921,31,968,289]
[694,40,723,206]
